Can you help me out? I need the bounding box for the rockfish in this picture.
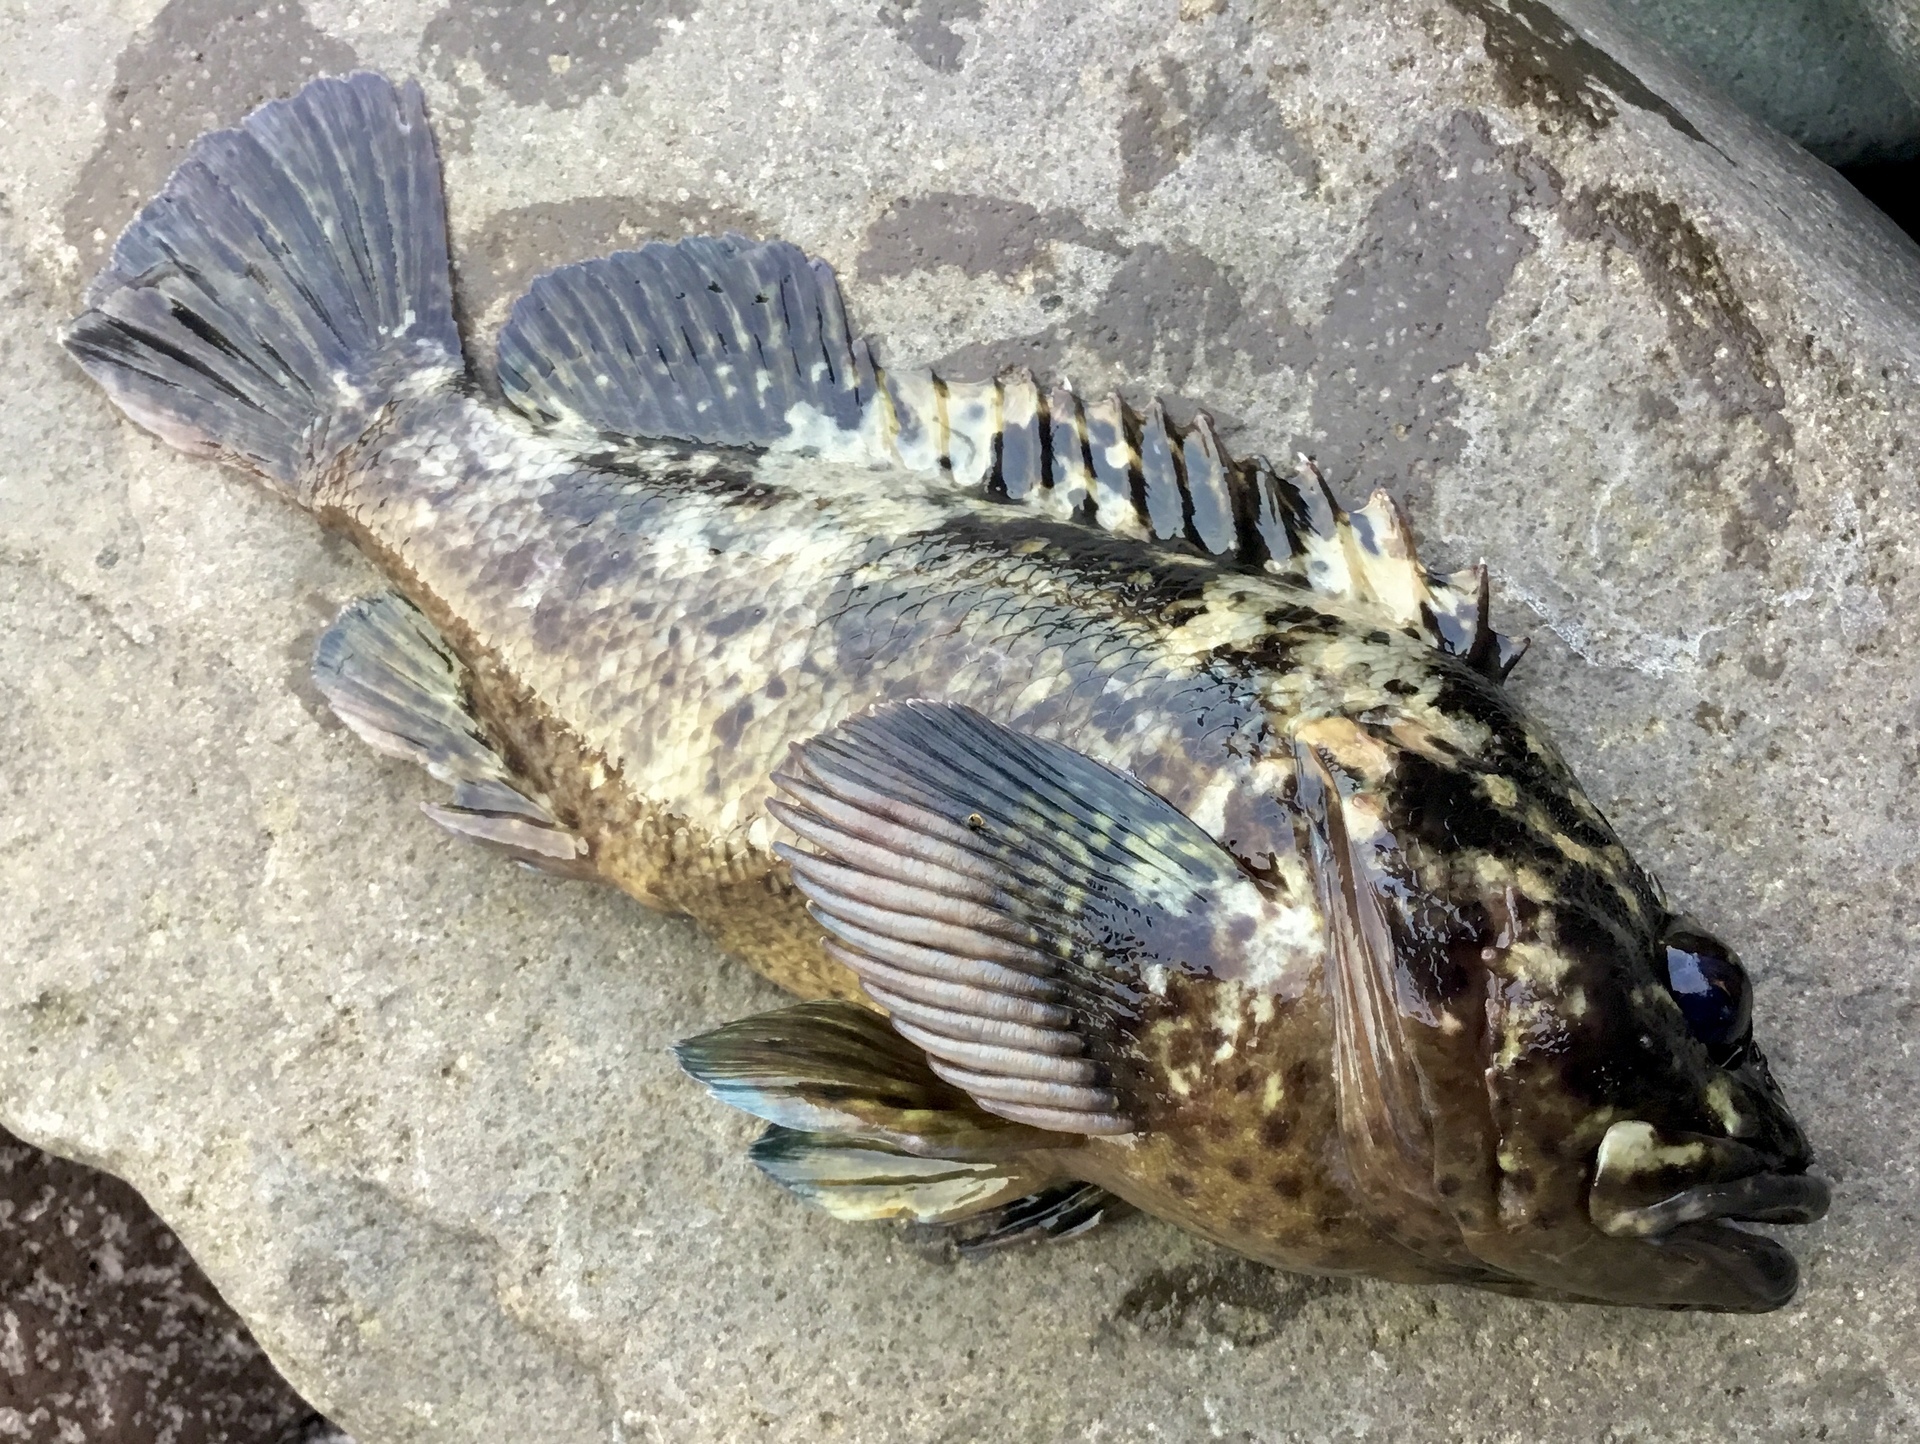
[63,73,1827,1310]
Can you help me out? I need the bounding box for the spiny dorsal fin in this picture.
[493,234,1521,681]
[868,367,1523,681]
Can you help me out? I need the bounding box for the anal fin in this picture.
[748,1127,1058,1225]
[930,1181,1132,1257]
[312,591,590,875]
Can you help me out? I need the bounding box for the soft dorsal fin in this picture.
[765,701,1291,1137]
[495,235,1521,680]
[497,233,878,447]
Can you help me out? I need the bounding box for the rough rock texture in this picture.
[1862,0,1920,106]
[0,1126,345,1443]
[1606,0,1920,164]
[4,0,1920,1440]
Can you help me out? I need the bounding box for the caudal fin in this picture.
[62,72,463,498]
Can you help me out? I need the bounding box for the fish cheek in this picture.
[1469,959,1725,1301]
[1544,905,1744,1142]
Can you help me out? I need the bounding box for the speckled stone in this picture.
[4,1,1920,1441]
[0,1126,344,1444]
[1863,0,1920,106]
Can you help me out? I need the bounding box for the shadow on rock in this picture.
[1106,1258,1347,1349]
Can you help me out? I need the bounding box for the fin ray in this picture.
[937,1181,1131,1255]
[312,591,588,874]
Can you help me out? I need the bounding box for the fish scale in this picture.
[62,71,1828,1310]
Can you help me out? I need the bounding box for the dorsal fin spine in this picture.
[932,371,953,480]
[1082,393,1145,538]
[1248,458,1288,567]
[1181,413,1234,557]
[943,376,1000,489]
[1137,400,1183,541]
[997,370,1044,502]
[490,229,1514,679]
[1046,385,1093,523]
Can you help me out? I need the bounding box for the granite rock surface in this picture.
[3,1,1919,1440]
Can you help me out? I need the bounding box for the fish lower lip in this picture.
[1656,1220,1804,1312]
[1614,1170,1831,1238]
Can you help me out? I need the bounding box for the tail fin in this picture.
[62,72,462,498]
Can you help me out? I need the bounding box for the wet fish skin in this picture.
[62,72,1825,1311]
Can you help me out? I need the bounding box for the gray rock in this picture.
[1605,0,1920,163]
[5,0,1920,1440]
[1863,0,1920,105]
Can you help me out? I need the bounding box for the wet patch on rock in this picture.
[420,0,697,148]
[1108,1258,1343,1348]
[1119,56,1317,211]
[858,193,1116,280]
[895,116,1550,500]
[876,0,984,73]
[1305,110,1558,510]
[1562,185,1798,563]
[1446,0,1708,144]
[453,193,771,352]
[1068,243,1296,391]
[0,1125,343,1443]
[61,0,357,281]
[933,241,1295,404]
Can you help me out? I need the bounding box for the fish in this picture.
[62,71,1828,1312]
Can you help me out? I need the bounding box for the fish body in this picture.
[65,73,1826,1310]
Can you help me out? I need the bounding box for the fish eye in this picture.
[1660,922,1753,1056]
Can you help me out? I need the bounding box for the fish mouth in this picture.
[1650,1217,1812,1312]
[1598,1168,1830,1238]
[1586,1121,1830,1307]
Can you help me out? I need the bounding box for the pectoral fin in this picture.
[768,700,1283,1138]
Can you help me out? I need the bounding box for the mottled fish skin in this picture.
[318,387,1810,1303]
[318,392,1282,973]
[62,73,1825,1312]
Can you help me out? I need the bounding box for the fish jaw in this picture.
[1588,1120,1828,1238]
[1472,970,1827,1309]
[1580,1119,1828,1311]
[1453,1106,1824,1312]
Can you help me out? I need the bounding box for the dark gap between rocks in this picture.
[1839,161,1920,244]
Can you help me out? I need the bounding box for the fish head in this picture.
[1293,669,1827,1311]
[1471,888,1826,1310]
